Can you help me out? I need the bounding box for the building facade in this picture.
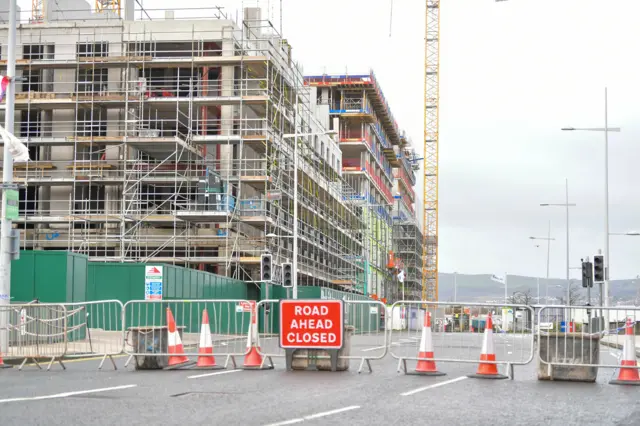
[1,1,422,301]
[305,73,423,300]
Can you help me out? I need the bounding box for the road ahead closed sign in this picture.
[279,300,343,350]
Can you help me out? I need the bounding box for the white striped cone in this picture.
[196,309,217,368]
[415,311,441,374]
[472,312,505,378]
[243,302,264,368]
[166,307,189,367]
[610,318,640,385]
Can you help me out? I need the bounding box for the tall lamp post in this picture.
[530,220,555,303]
[0,0,19,357]
[561,87,621,310]
[541,178,576,310]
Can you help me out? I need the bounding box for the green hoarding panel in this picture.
[86,262,249,333]
[11,251,88,304]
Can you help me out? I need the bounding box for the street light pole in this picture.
[454,272,457,303]
[561,88,621,312]
[565,178,570,309]
[603,87,610,309]
[0,0,17,356]
[292,78,299,300]
[529,221,555,303]
[540,179,576,310]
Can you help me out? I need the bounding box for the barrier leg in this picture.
[98,354,117,371]
[358,358,372,374]
[124,355,133,368]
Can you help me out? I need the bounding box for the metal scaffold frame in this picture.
[2,7,366,292]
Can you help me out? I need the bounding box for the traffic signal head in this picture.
[282,262,293,288]
[593,255,604,282]
[581,261,590,288]
[260,254,272,282]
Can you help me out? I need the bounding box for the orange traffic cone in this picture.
[165,307,191,369]
[469,312,507,379]
[242,302,273,370]
[0,353,11,369]
[195,309,224,370]
[409,311,445,376]
[610,318,640,385]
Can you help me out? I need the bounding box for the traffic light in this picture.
[581,261,590,288]
[593,255,604,282]
[581,260,594,288]
[260,254,272,282]
[282,262,293,288]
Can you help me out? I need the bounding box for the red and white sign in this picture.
[236,301,255,313]
[279,300,343,349]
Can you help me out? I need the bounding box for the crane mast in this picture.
[422,0,440,301]
[95,0,121,16]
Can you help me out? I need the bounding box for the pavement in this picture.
[1,334,639,426]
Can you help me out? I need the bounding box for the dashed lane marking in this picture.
[187,369,242,379]
[400,376,468,396]
[264,405,361,426]
[0,384,137,404]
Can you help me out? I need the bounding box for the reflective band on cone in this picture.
[410,311,445,376]
[195,309,224,370]
[165,307,191,369]
[469,312,507,380]
[610,318,640,385]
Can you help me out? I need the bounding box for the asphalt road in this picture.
[1,335,639,426]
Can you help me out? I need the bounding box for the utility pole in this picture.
[0,0,17,356]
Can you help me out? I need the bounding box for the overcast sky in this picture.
[16,0,640,280]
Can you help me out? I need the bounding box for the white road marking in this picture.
[361,345,387,352]
[264,405,361,426]
[0,384,137,403]
[401,376,468,396]
[188,369,242,379]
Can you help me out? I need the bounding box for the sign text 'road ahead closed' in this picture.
[279,300,343,349]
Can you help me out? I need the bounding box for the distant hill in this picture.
[437,273,639,303]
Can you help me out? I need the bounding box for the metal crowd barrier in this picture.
[256,299,388,373]
[122,299,251,369]
[389,301,535,379]
[64,300,125,370]
[1,303,68,370]
[538,305,640,374]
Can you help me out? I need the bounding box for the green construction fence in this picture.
[87,262,251,333]
[10,250,88,304]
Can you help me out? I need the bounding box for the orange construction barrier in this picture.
[610,318,640,385]
[165,307,191,369]
[469,312,507,379]
[195,309,224,370]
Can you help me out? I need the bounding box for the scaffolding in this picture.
[305,72,422,301]
[2,5,367,293]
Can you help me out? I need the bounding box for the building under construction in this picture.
[305,74,423,301]
[0,1,423,300]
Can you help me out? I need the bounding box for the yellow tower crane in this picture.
[422,0,440,302]
[32,0,44,22]
[96,0,121,17]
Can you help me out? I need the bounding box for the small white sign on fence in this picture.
[145,266,163,301]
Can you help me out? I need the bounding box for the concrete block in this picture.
[290,325,354,372]
[538,332,599,382]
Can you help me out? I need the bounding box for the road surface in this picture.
[0,335,636,425]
